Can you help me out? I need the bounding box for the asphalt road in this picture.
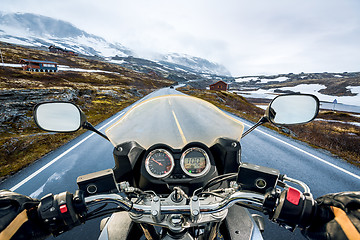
[1,87,359,240]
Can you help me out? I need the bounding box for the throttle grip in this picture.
[263,187,333,230]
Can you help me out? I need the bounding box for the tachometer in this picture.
[145,149,174,178]
[180,147,210,177]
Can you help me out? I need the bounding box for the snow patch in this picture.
[256,105,268,110]
[108,59,126,65]
[58,65,121,74]
[0,63,22,68]
[315,119,360,127]
[275,84,326,93]
[259,76,289,84]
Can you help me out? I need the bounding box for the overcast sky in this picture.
[1,0,360,76]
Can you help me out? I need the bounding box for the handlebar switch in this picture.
[38,192,83,236]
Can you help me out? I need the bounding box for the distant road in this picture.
[1,87,359,240]
[256,101,360,114]
[320,101,360,114]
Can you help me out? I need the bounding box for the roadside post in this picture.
[0,49,4,66]
[332,99,337,111]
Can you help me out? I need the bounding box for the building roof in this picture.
[209,80,227,86]
[20,59,58,64]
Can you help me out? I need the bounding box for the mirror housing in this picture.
[34,102,86,132]
[241,94,319,138]
[265,94,319,125]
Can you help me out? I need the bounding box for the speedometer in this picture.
[145,149,174,178]
[180,147,210,177]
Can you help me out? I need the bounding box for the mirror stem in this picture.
[241,116,269,139]
[83,122,110,141]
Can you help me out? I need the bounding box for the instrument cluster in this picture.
[144,145,212,179]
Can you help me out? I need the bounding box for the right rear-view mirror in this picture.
[265,94,319,125]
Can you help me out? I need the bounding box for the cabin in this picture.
[49,45,78,56]
[209,81,228,91]
[20,59,58,72]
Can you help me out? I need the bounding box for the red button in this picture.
[286,187,301,205]
[59,204,68,213]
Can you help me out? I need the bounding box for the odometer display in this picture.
[180,147,210,177]
[145,149,174,178]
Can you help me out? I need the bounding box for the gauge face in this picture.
[180,147,210,177]
[145,149,174,178]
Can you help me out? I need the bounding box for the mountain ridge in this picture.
[0,12,231,78]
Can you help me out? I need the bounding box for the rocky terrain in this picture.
[0,42,174,177]
[0,88,77,130]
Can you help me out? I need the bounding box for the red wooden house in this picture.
[20,59,58,72]
[209,81,228,91]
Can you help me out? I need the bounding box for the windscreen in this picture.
[106,95,244,149]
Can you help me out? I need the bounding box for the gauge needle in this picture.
[151,158,163,166]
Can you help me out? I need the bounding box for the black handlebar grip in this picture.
[263,187,333,229]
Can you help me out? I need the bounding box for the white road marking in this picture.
[172,110,187,144]
[10,112,125,191]
[242,122,360,180]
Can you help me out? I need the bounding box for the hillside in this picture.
[0,41,174,178]
[231,72,360,101]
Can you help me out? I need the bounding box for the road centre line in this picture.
[242,122,360,181]
[172,110,187,145]
[10,112,125,191]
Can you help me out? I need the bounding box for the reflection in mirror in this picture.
[35,102,82,132]
[267,94,319,125]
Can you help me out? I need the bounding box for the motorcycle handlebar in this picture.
[85,191,265,215]
[36,184,333,236]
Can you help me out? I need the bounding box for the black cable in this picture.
[202,174,237,191]
[235,202,263,212]
[199,192,226,199]
[201,173,237,191]
[86,208,124,220]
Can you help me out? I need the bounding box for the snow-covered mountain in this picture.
[0,12,231,78]
[0,12,132,57]
[159,53,231,76]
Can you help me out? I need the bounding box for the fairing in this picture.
[106,95,244,149]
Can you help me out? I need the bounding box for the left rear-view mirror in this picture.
[265,94,319,125]
[34,102,86,132]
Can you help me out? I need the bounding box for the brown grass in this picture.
[180,88,360,167]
